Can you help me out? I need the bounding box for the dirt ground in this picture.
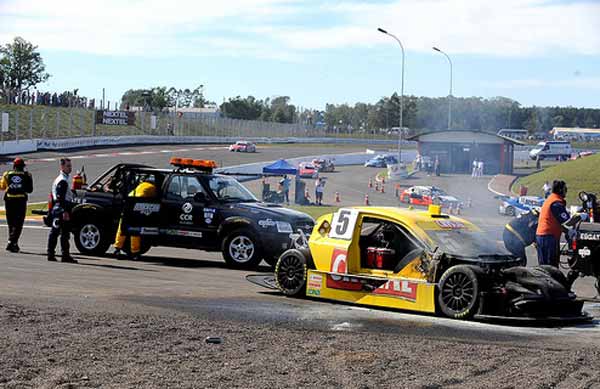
[2,301,600,389]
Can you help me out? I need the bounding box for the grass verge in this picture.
[514,154,600,204]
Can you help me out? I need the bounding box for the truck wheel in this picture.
[222,228,263,269]
[437,265,480,319]
[74,221,111,256]
[275,249,307,297]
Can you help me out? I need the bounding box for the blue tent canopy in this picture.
[262,159,297,175]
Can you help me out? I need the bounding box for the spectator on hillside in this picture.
[543,181,551,198]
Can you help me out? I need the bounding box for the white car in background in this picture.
[529,141,571,160]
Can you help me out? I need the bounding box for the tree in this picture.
[220,96,266,120]
[168,86,205,109]
[120,87,171,112]
[0,37,50,104]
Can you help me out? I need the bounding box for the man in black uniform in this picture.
[47,158,77,263]
[0,157,33,252]
[502,210,539,266]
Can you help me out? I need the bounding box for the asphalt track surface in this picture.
[2,143,600,387]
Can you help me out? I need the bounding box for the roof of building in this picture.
[406,129,524,145]
[551,127,600,134]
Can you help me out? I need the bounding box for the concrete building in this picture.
[407,130,522,175]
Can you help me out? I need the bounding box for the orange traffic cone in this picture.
[395,184,400,198]
[364,194,370,206]
[368,178,373,188]
[382,176,385,184]
[375,182,380,192]
[335,192,340,203]
[304,188,310,201]
[381,184,385,193]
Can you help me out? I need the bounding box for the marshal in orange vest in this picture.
[536,192,566,240]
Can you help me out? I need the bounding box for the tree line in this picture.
[2,36,600,133]
[220,94,600,134]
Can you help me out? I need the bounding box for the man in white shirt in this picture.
[47,158,76,263]
[472,159,478,178]
[477,160,484,177]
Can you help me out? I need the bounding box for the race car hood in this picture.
[233,202,315,223]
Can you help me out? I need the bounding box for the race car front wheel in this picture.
[275,249,307,297]
[437,265,480,319]
[222,228,263,269]
[74,221,111,256]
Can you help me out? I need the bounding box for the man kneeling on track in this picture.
[113,177,158,260]
[503,209,538,266]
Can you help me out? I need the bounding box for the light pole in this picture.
[378,27,404,162]
[433,47,453,129]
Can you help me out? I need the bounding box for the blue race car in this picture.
[499,195,544,217]
[364,154,398,168]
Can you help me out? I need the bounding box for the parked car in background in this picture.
[498,196,544,217]
[400,186,461,209]
[312,158,335,172]
[529,141,571,160]
[364,154,398,168]
[229,141,257,153]
[298,162,319,178]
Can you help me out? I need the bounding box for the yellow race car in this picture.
[254,205,591,323]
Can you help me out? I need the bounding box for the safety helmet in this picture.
[13,157,25,167]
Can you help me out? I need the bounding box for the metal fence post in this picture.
[92,110,96,137]
[15,111,19,142]
[79,110,83,137]
[29,108,33,140]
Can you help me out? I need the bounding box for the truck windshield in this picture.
[207,176,258,202]
[425,229,513,260]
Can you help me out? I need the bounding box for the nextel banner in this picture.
[95,110,136,126]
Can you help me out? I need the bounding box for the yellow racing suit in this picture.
[114,181,158,255]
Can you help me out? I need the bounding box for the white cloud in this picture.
[1,0,599,58]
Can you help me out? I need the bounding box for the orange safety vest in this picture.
[536,193,566,239]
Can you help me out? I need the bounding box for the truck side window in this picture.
[165,176,183,201]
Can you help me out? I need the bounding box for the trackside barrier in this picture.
[0,134,416,156]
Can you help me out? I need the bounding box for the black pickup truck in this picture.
[69,159,314,269]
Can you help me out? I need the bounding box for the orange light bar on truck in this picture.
[170,157,218,170]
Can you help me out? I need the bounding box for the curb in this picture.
[487,175,518,197]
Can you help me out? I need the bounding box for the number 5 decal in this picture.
[329,209,359,240]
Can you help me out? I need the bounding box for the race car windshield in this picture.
[207,176,258,202]
[426,230,513,260]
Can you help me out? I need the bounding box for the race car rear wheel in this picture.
[437,265,480,319]
[275,249,307,297]
[505,206,515,216]
[74,221,111,256]
[222,228,263,269]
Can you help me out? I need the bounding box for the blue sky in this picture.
[1,0,599,109]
